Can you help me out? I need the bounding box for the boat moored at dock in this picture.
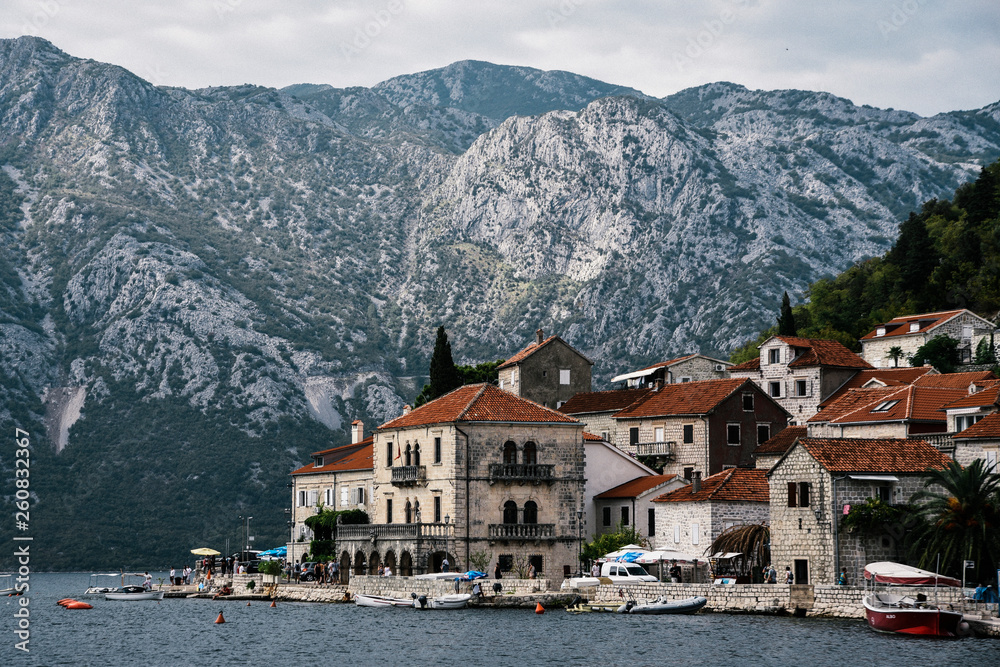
[862,562,968,637]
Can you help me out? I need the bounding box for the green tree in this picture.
[456,359,506,385]
[975,335,997,365]
[581,523,649,565]
[415,326,462,406]
[886,346,905,368]
[909,335,961,373]
[909,459,1000,580]
[776,291,797,336]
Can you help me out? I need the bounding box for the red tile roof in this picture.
[819,367,936,408]
[754,426,807,455]
[612,378,753,419]
[291,440,373,476]
[378,384,578,430]
[811,385,964,425]
[583,431,604,442]
[653,468,769,503]
[860,310,968,341]
[775,336,872,369]
[912,371,997,389]
[940,382,1000,410]
[795,437,950,473]
[559,388,652,415]
[595,474,679,499]
[729,357,760,371]
[497,334,592,370]
[954,413,1000,439]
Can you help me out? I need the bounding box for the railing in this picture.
[909,433,954,453]
[634,441,675,458]
[391,465,426,485]
[335,522,453,541]
[488,463,555,483]
[488,523,555,540]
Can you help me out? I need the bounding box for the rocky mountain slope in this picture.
[0,36,998,568]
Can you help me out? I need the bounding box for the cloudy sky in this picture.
[3,0,998,116]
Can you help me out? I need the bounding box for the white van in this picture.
[600,562,658,583]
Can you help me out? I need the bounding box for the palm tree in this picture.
[706,523,769,580]
[886,346,905,368]
[909,459,1000,579]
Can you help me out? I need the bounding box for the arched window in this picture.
[413,500,421,524]
[503,441,517,464]
[404,443,411,467]
[523,500,538,524]
[523,441,537,465]
[404,500,412,524]
[413,442,420,466]
[502,500,518,524]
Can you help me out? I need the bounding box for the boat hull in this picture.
[420,594,471,610]
[620,596,708,615]
[863,597,964,637]
[354,594,414,608]
[105,591,165,601]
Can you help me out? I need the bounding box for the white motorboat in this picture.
[84,573,123,596]
[0,573,15,596]
[105,585,165,601]
[412,593,472,610]
[354,593,416,608]
[617,595,708,615]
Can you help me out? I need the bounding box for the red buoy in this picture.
[64,601,93,609]
[57,598,75,606]
[246,602,251,607]
[535,602,545,614]
[215,612,226,624]
[270,599,276,608]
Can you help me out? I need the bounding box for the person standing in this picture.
[669,561,682,583]
[785,567,794,584]
[331,560,340,584]
[837,568,848,586]
[766,565,777,584]
[527,563,537,579]
[590,562,600,578]
[493,562,502,580]
[441,557,450,573]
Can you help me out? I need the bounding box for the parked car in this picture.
[600,562,658,583]
[299,562,318,581]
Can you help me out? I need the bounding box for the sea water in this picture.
[0,573,995,666]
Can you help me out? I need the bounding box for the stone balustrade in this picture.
[488,523,555,540]
[488,463,555,483]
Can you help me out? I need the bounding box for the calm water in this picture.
[1,573,995,666]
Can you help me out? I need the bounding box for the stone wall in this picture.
[347,575,549,598]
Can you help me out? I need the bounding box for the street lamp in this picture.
[247,516,253,556]
[576,510,584,576]
[444,514,450,572]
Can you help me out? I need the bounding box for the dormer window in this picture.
[768,348,781,364]
[909,322,920,332]
[314,457,323,468]
[871,400,900,412]
[876,327,886,337]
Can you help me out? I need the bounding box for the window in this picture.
[683,467,693,480]
[308,490,318,506]
[910,322,921,333]
[503,441,517,464]
[523,441,537,465]
[798,482,810,507]
[404,500,412,524]
[727,424,740,445]
[629,428,639,446]
[673,525,680,544]
[875,485,891,503]
[956,415,984,431]
[503,501,518,524]
[434,436,442,463]
[434,496,441,523]
[986,450,998,473]
[653,426,665,443]
[356,487,367,505]
[621,506,630,526]
[340,487,349,506]
[787,482,797,507]
[386,499,393,524]
[648,508,655,536]
[795,379,808,397]
[498,554,513,572]
[523,501,538,524]
[871,400,900,412]
[314,457,323,468]
[757,424,770,445]
[323,489,332,506]
[691,523,700,545]
[680,376,692,383]
[876,326,886,337]
[413,499,420,523]
[742,393,754,411]
[386,441,393,467]
[297,490,305,507]
[683,424,694,444]
[768,348,780,364]
[556,401,565,409]
[602,506,612,527]
[404,443,412,466]
[528,554,543,575]
[788,481,810,507]
[559,369,571,385]
[769,381,782,398]
[600,431,609,442]
[499,379,505,390]
[413,443,421,466]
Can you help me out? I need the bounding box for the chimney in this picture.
[402,404,412,416]
[351,420,364,444]
[692,471,702,493]
[536,328,544,345]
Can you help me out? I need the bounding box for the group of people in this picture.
[762,564,795,584]
[305,559,342,585]
[168,566,193,586]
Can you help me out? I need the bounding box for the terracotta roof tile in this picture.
[814,385,964,425]
[940,383,1000,410]
[819,367,936,407]
[954,412,1000,439]
[796,437,950,473]
[809,387,905,423]
[860,310,969,341]
[912,371,997,389]
[559,388,652,415]
[754,426,807,455]
[776,336,872,369]
[653,468,769,503]
[612,378,752,419]
[729,357,760,371]
[497,334,592,370]
[291,440,373,476]
[595,475,679,499]
[378,384,578,430]
[583,431,604,442]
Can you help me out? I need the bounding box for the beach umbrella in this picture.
[191,547,222,556]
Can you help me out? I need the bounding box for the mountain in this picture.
[1,36,998,568]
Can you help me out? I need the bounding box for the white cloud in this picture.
[0,0,997,115]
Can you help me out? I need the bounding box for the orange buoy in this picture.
[64,601,93,609]
[535,602,545,614]
[270,599,276,608]
[246,602,251,607]
[215,612,226,624]
[57,598,75,605]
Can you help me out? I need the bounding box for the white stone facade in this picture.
[861,310,993,368]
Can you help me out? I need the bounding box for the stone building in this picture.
[939,377,1000,435]
[611,378,789,477]
[766,436,949,587]
[288,420,373,565]
[806,385,965,439]
[951,412,1000,469]
[594,474,686,540]
[651,468,771,582]
[609,353,732,388]
[331,384,586,581]
[729,336,871,425]
[558,388,651,447]
[497,329,593,409]
[815,366,937,409]
[859,309,994,368]
[753,425,806,471]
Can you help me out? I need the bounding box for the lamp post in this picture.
[444,514,450,572]
[246,516,253,557]
[238,514,244,563]
[576,510,584,576]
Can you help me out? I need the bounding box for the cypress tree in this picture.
[427,326,461,401]
[777,292,797,336]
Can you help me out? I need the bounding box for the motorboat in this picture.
[411,593,472,610]
[105,585,165,601]
[566,600,625,613]
[617,595,708,615]
[862,561,969,637]
[84,573,123,596]
[354,593,417,608]
[0,574,16,595]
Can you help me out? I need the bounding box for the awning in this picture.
[847,475,899,482]
[707,552,742,560]
[864,561,961,587]
[610,368,658,383]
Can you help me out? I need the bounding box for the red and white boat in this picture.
[862,561,968,637]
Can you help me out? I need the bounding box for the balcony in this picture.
[634,441,675,459]
[909,433,954,455]
[488,463,555,484]
[488,523,555,542]
[391,465,426,486]
[335,522,453,542]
